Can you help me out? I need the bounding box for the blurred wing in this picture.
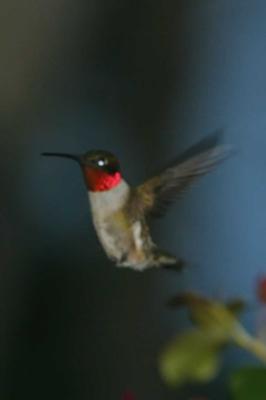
[132,132,232,218]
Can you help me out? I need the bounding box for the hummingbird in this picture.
[42,133,231,271]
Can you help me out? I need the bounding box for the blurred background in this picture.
[1,0,266,399]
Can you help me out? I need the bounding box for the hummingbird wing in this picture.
[132,132,232,218]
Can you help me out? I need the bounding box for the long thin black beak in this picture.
[41,152,82,163]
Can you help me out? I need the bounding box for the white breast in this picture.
[87,180,131,260]
[88,180,130,219]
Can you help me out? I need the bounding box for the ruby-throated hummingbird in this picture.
[42,133,231,271]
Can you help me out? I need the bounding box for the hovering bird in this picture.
[42,133,231,271]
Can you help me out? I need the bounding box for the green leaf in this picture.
[191,300,238,336]
[162,291,266,389]
[230,367,266,400]
[159,330,222,387]
[167,292,243,340]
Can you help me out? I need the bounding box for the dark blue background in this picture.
[1,1,266,399]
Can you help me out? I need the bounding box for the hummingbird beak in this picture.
[41,152,83,164]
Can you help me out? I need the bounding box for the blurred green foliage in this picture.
[159,292,266,388]
[159,330,221,386]
[230,367,266,400]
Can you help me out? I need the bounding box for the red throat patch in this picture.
[83,167,122,191]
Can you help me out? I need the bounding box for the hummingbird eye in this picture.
[97,159,106,167]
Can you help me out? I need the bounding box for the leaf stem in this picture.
[233,328,266,363]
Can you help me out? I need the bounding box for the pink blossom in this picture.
[257,276,266,303]
[121,390,136,400]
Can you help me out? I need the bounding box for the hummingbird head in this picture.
[42,150,122,192]
[81,150,122,191]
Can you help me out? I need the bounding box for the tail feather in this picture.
[151,249,185,271]
[115,248,185,271]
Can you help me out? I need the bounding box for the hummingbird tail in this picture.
[151,249,186,271]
